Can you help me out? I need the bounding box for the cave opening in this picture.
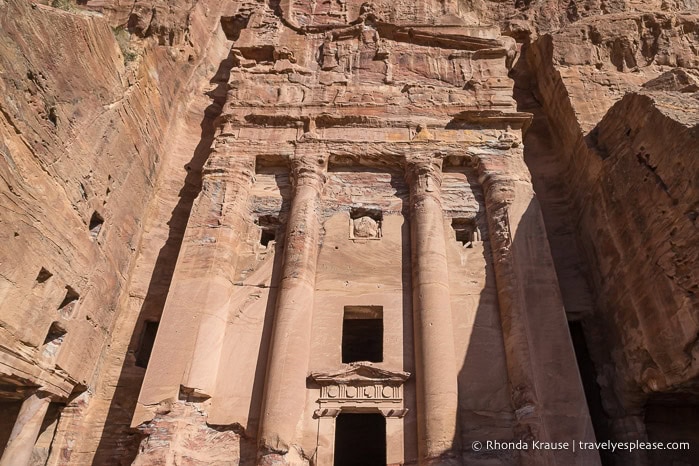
[568,321,614,465]
[36,267,53,284]
[57,286,79,318]
[89,211,104,239]
[42,322,67,360]
[645,395,699,465]
[334,413,386,466]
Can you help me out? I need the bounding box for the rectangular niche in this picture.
[452,217,480,248]
[42,322,67,359]
[342,306,383,363]
[256,215,281,249]
[349,208,383,240]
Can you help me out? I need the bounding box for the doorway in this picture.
[334,413,386,466]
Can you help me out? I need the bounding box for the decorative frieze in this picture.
[319,383,402,402]
[309,363,410,419]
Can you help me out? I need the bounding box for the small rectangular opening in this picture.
[57,286,79,318]
[135,321,159,368]
[42,322,66,359]
[342,306,383,363]
[89,211,104,239]
[260,229,276,247]
[452,217,478,247]
[256,215,280,249]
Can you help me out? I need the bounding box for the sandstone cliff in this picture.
[0,0,697,465]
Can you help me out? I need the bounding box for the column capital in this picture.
[404,152,444,194]
[288,145,328,188]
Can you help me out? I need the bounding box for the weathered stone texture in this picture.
[133,402,245,466]
[516,5,699,464]
[1,0,239,462]
[1,0,697,465]
[129,1,596,464]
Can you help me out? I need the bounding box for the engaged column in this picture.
[258,147,327,464]
[405,152,460,465]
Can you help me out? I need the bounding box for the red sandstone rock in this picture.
[0,0,697,465]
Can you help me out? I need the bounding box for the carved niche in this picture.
[349,208,383,240]
[309,362,410,418]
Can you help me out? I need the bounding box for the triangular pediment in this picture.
[309,362,410,385]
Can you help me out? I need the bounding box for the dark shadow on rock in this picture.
[388,171,417,466]
[90,51,235,465]
[239,172,292,466]
[451,188,518,465]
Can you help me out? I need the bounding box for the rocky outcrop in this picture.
[0,0,236,462]
[1,0,158,398]
[517,6,699,464]
[133,402,246,465]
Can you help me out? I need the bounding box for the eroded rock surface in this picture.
[516,5,699,465]
[0,0,697,465]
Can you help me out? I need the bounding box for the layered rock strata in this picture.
[0,0,697,465]
[517,8,699,465]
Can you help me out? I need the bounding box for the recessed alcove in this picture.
[256,215,281,249]
[349,208,383,240]
[452,217,479,247]
[42,322,67,359]
[57,286,79,318]
[36,268,53,284]
[260,230,275,247]
[89,211,104,239]
[342,306,383,363]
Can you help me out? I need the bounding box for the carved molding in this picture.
[310,363,410,418]
[314,408,342,418]
[202,151,256,185]
[309,362,410,386]
[319,383,402,402]
[379,408,409,419]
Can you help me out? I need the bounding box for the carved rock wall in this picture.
[0,0,237,462]
[0,0,698,465]
[518,6,699,464]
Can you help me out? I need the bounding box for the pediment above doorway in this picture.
[308,362,410,386]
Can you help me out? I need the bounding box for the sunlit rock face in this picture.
[0,0,697,465]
